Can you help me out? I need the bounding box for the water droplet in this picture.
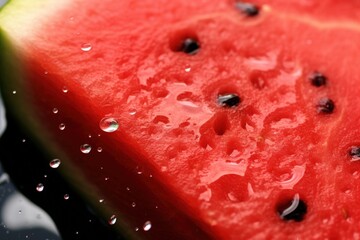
[99,117,119,133]
[201,161,248,185]
[97,147,103,152]
[36,183,44,192]
[135,166,143,175]
[59,123,66,130]
[18,210,22,214]
[227,192,239,202]
[135,227,139,232]
[49,159,61,168]
[64,194,70,200]
[99,199,104,203]
[129,109,137,115]
[81,43,92,52]
[22,139,26,143]
[52,108,58,114]
[105,177,109,181]
[12,90,16,94]
[131,202,136,207]
[185,67,191,72]
[279,165,305,189]
[80,144,92,154]
[143,221,152,231]
[62,87,68,93]
[108,215,117,225]
[88,134,92,138]
[245,51,277,71]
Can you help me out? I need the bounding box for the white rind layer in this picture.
[0,0,73,46]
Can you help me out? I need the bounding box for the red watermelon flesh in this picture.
[2,0,360,239]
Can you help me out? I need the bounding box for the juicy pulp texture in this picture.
[2,0,360,239]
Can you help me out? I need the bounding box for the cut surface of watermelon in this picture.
[2,0,360,239]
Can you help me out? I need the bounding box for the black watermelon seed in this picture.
[309,72,327,87]
[217,94,241,107]
[180,38,200,55]
[277,194,307,222]
[349,146,360,161]
[235,2,260,17]
[317,98,335,114]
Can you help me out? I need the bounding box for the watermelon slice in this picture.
[2,0,360,239]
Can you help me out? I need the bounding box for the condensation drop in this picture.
[143,221,152,231]
[108,215,117,225]
[99,199,104,203]
[62,87,68,93]
[135,227,139,232]
[59,123,66,130]
[135,166,143,175]
[99,117,119,133]
[36,183,44,192]
[131,202,136,207]
[52,108,58,114]
[80,144,92,154]
[81,43,92,52]
[129,109,137,115]
[185,67,191,72]
[12,90,16,94]
[49,159,61,168]
[64,194,70,200]
[97,147,103,152]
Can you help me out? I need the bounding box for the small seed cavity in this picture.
[349,146,360,161]
[277,194,307,222]
[180,38,200,55]
[310,72,327,87]
[217,94,241,107]
[317,98,335,114]
[235,1,260,17]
